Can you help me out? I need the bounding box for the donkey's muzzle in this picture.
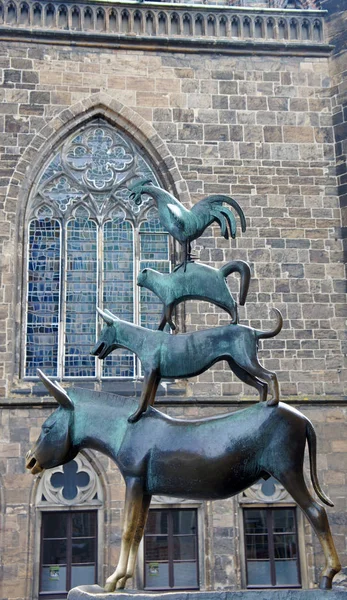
[26,451,43,475]
[90,341,108,359]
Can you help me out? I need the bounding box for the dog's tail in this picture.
[219,260,251,305]
[256,308,283,340]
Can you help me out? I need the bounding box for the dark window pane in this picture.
[72,539,96,564]
[173,562,198,588]
[40,565,67,592]
[146,511,168,534]
[246,534,269,560]
[43,539,67,564]
[42,513,67,539]
[72,513,96,538]
[275,560,300,585]
[247,561,271,585]
[146,562,169,588]
[274,534,297,559]
[146,536,169,561]
[244,509,267,534]
[71,565,96,587]
[173,536,196,560]
[172,510,197,535]
[273,509,295,532]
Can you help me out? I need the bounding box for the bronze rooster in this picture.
[129,179,246,264]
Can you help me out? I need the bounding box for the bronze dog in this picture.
[91,308,283,422]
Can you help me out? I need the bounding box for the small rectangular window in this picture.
[144,508,199,591]
[40,511,97,599]
[244,507,301,589]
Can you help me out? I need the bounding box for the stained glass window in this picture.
[25,120,171,378]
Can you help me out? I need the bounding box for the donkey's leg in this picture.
[228,359,267,402]
[105,478,144,592]
[116,494,152,589]
[276,471,341,589]
[128,370,160,423]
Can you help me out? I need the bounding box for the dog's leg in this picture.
[228,359,268,402]
[235,356,279,405]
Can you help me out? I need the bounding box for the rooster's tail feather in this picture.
[210,209,229,240]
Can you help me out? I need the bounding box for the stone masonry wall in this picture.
[0,31,346,600]
[0,42,345,403]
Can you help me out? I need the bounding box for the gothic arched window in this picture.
[25,119,171,379]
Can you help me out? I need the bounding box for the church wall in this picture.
[0,18,346,599]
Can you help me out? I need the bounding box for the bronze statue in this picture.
[91,307,282,423]
[129,179,246,264]
[137,260,251,330]
[25,181,341,594]
[26,371,341,592]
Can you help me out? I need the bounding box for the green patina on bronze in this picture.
[137,260,251,330]
[26,373,341,591]
[91,307,282,423]
[129,179,246,264]
[25,181,341,593]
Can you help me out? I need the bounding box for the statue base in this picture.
[68,585,347,600]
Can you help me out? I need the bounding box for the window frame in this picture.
[143,507,200,591]
[39,509,98,599]
[242,506,302,590]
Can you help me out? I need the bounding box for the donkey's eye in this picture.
[43,424,54,434]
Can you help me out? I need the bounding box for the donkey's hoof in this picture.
[104,582,116,593]
[266,397,279,407]
[319,576,332,590]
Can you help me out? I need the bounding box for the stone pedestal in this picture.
[68,585,347,600]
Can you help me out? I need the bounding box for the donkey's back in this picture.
[118,402,308,500]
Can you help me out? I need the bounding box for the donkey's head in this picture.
[91,307,120,359]
[26,371,78,475]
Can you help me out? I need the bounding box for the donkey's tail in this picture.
[219,260,251,305]
[256,308,283,340]
[306,419,334,507]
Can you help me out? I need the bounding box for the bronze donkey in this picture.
[91,308,283,423]
[26,371,341,592]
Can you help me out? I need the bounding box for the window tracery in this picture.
[25,119,171,379]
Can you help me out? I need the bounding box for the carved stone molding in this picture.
[0,0,329,56]
[36,454,103,506]
[239,477,293,504]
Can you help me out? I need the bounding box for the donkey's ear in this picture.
[37,370,74,410]
[96,306,118,325]
[104,309,120,320]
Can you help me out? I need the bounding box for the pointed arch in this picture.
[10,94,187,381]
